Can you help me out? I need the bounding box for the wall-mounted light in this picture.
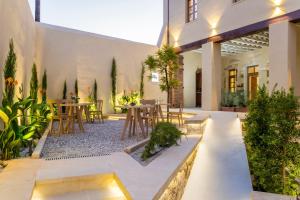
[273,0,282,6]
[273,6,284,16]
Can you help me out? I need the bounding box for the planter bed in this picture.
[221,106,248,112]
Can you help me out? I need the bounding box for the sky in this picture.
[27,0,163,45]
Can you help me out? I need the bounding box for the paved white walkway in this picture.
[182,112,253,200]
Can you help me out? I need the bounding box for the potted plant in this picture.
[234,90,248,112]
[221,91,235,112]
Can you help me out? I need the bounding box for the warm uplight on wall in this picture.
[271,0,285,17]
[211,29,218,37]
[209,19,219,37]
[273,6,284,17]
[273,0,282,6]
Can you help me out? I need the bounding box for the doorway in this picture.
[196,69,202,107]
[247,66,259,100]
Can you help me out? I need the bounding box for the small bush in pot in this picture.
[142,122,183,160]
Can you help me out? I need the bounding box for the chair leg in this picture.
[58,119,64,136]
[101,112,104,123]
[49,119,54,134]
[144,119,148,136]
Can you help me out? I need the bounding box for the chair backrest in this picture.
[95,100,103,112]
[140,100,156,117]
[140,99,156,105]
[172,103,183,113]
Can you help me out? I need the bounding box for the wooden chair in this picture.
[140,99,156,135]
[168,104,184,126]
[49,99,70,135]
[90,100,104,123]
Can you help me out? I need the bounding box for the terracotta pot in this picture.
[221,107,236,112]
[235,107,248,113]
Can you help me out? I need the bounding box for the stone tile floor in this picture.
[42,120,143,159]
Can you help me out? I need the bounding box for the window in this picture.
[151,72,159,83]
[187,0,198,23]
[228,69,237,93]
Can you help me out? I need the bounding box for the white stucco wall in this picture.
[36,23,165,113]
[0,0,36,99]
[182,51,202,107]
[166,0,300,47]
[222,47,269,94]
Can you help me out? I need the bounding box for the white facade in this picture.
[165,0,300,110]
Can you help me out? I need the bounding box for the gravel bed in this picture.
[41,120,143,159]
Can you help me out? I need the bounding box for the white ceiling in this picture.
[193,30,269,56]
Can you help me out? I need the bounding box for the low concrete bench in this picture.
[251,191,296,200]
[184,114,210,135]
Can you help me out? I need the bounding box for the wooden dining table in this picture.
[119,104,155,140]
[60,102,93,133]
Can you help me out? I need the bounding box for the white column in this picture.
[269,20,300,94]
[202,42,222,111]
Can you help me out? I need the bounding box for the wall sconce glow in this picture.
[273,0,282,6]
[211,29,218,37]
[272,6,284,17]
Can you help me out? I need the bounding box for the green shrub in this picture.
[0,94,50,160]
[221,91,235,107]
[222,90,247,107]
[118,91,140,113]
[142,122,183,160]
[244,85,300,195]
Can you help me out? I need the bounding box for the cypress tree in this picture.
[111,58,117,112]
[63,80,67,99]
[93,79,98,102]
[75,79,78,98]
[3,39,17,105]
[30,63,38,104]
[42,70,47,103]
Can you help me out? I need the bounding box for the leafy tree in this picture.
[111,58,117,113]
[244,86,300,195]
[93,79,98,102]
[3,39,17,106]
[140,64,145,99]
[30,63,38,104]
[144,45,180,120]
[63,80,67,99]
[42,70,47,103]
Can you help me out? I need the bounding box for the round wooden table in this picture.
[60,103,92,133]
[119,104,155,140]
